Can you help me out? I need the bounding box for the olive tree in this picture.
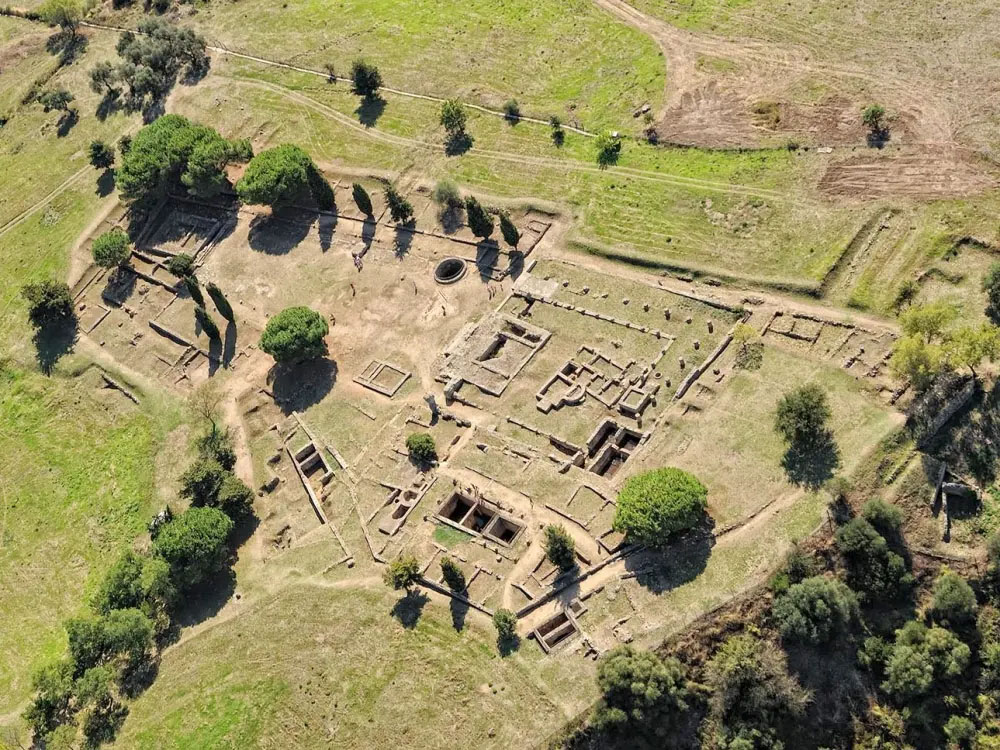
[592,646,688,737]
[771,575,858,644]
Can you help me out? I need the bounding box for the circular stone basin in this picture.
[434,257,467,284]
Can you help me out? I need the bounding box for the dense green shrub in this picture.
[928,568,978,629]
[592,645,688,736]
[775,383,831,448]
[206,282,234,322]
[165,253,194,278]
[882,621,970,701]
[493,608,517,642]
[383,556,421,592]
[771,575,858,644]
[194,306,219,341]
[834,518,913,601]
[350,59,382,99]
[464,196,494,238]
[88,140,114,169]
[352,182,373,215]
[384,185,414,225]
[499,212,520,247]
[405,432,437,464]
[613,467,708,546]
[65,608,154,675]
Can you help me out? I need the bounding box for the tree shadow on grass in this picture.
[445,131,474,156]
[498,634,521,657]
[782,431,841,489]
[622,518,715,594]
[248,213,311,255]
[171,566,237,629]
[390,590,429,629]
[268,357,338,415]
[46,29,87,64]
[118,656,160,700]
[55,108,79,137]
[96,168,116,197]
[449,595,469,632]
[356,96,386,128]
[33,318,78,374]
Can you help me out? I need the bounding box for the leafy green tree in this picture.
[235,144,316,208]
[383,555,421,593]
[943,716,976,749]
[195,427,236,471]
[771,575,858,644]
[405,432,437,464]
[775,383,831,449]
[92,550,175,616]
[946,323,1000,378]
[900,301,957,342]
[259,306,329,363]
[22,659,75,737]
[195,306,220,340]
[595,131,621,167]
[593,646,688,737]
[153,506,233,589]
[882,620,970,701]
[493,608,518,642]
[613,467,708,546]
[38,0,82,32]
[890,334,945,390]
[983,264,1000,325]
[770,545,817,595]
[352,182,373,215]
[550,115,565,146]
[38,89,74,112]
[21,279,73,329]
[90,60,119,97]
[502,99,521,124]
[165,253,193,278]
[351,59,383,99]
[89,140,115,169]
[440,557,466,592]
[181,134,238,198]
[543,524,576,571]
[206,282,234,322]
[66,608,154,675]
[464,196,494,238]
[704,634,808,743]
[216,473,254,520]
[431,179,462,209]
[92,228,131,269]
[862,103,886,133]
[499,212,520,247]
[440,99,467,136]
[109,20,209,110]
[928,568,978,629]
[384,185,414,225]
[180,456,226,506]
[116,115,193,202]
[732,323,764,371]
[835,518,913,601]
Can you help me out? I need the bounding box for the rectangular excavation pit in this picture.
[436,493,524,547]
[354,359,411,398]
[533,610,581,653]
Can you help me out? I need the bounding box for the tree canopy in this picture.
[235,144,323,208]
[543,524,576,571]
[775,383,831,448]
[351,59,383,99]
[464,196,494,239]
[21,280,74,328]
[405,432,437,464]
[91,228,131,269]
[771,575,858,644]
[153,506,233,589]
[613,467,708,546]
[259,306,329,363]
[593,646,689,737]
[383,556,421,592]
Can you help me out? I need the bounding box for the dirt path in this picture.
[0,166,89,240]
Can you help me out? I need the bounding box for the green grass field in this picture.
[115,584,593,749]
